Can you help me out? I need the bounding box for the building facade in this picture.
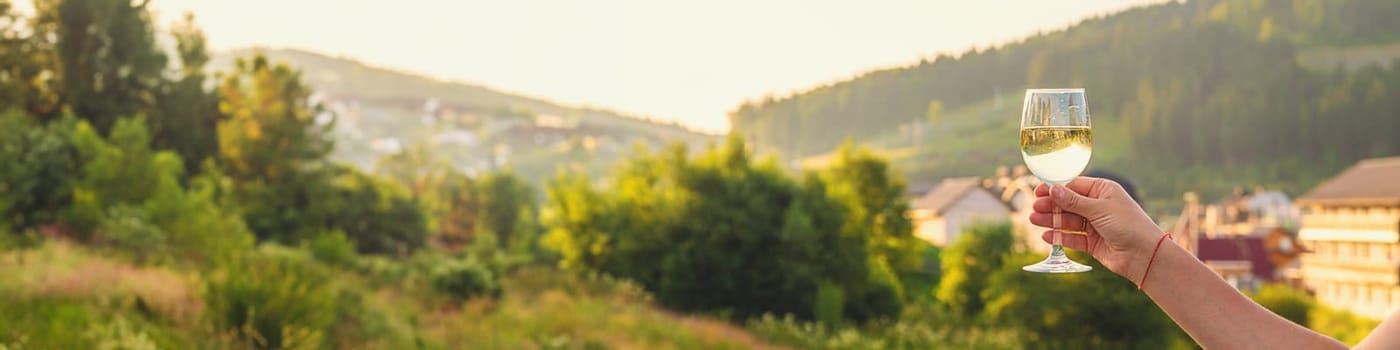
[909,177,1012,246]
[1297,157,1400,320]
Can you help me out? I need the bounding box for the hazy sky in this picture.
[134,1,1155,132]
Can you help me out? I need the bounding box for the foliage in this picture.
[0,2,60,117]
[821,141,924,291]
[730,0,1400,203]
[1311,306,1381,346]
[65,117,253,262]
[1249,283,1316,327]
[747,313,1026,350]
[204,247,340,350]
[428,172,481,249]
[935,222,1187,349]
[306,230,357,267]
[1244,283,1380,346]
[150,13,223,174]
[476,170,540,254]
[430,256,501,300]
[317,165,428,256]
[217,53,334,243]
[544,135,899,322]
[34,0,167,133]
[934,222,1014,318]
[0,111,77,230]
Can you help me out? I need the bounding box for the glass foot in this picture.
[1022,253,1093,273]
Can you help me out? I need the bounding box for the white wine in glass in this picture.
[1021,88,1093,273]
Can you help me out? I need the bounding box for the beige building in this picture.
[1297,156,1400,320]
[910,177,1012,246]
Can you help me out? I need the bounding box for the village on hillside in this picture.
[907,157,1400,320]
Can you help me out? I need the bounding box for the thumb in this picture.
[1051,184,1099,216]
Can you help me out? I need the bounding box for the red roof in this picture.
[1196,236,1274,281]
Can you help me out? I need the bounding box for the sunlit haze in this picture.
[52,0,1160,132]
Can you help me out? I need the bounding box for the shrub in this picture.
[204,248,340,349]
[1248,284,1314,326]
[98,205,168,264]
[430,257,501,300]
[814,280,846,326]
[306,230,357,267]
[0,112,79,231]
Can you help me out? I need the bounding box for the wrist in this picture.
[1121,225,1169,283]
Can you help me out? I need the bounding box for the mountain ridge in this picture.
[210,47,715,139]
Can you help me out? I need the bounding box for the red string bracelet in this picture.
[1138,232,1174,290]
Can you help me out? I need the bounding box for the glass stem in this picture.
[1051,205,1065,257]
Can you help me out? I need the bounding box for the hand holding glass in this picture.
[1020,89,1093,273]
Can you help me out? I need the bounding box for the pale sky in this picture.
[59,0,1163,132]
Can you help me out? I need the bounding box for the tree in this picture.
[375,143,448,199]
[0,1,59,117]
[151,13,222,174]
[935,222,1015,318]
[216,54,334,242]
[933,222,1182,349]
[0,111,77,230]
[430,172,481,250]
[475,170,537,254]
[543,135,896,322]
[317,165,427,256]
[67,116,252,262]
[35,0,167,134]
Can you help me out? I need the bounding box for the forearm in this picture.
[1139,241,1346,350]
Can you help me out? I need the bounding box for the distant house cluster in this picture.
[1170,188,1305,290]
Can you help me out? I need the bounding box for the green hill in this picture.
[733,0,1400,204]
[210,48,715,183]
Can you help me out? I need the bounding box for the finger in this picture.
[1061,176,1106,196]
[1029,212,1089,232]
[1032,197,1058,213]
[1042,230,1091,251]
[1035,182,1049,196]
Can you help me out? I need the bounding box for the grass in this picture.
[0,241,781,350]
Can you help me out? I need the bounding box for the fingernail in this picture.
[1051,185,1065,199]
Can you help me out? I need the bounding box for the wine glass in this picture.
[1020,88,1093,273]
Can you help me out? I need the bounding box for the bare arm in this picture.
[1355,311,1400,349]
[1139,240,1345,349]
[1032,178,1354,349]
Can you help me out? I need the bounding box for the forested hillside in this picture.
[731,0,1400,202]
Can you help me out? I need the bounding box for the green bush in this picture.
[0,112,79,231]
[544,137,900,322]
[814,280,846,326]
[1248,284,1315,326]
[306,230,357,267]
[98,205,168,263]
[204,248,340,349]
[430,257,501,300]
[1311,306,1381,346]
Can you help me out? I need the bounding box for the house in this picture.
[910,177,1012,246]
[1296,156,1400,320]
[1173,192,1306,289]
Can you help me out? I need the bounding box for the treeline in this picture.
[544,139,930,322]
[0,0,538,257]
[0,0,543,347]
[730,0,1400,199]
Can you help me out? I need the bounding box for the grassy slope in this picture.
[0,242,780,349]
